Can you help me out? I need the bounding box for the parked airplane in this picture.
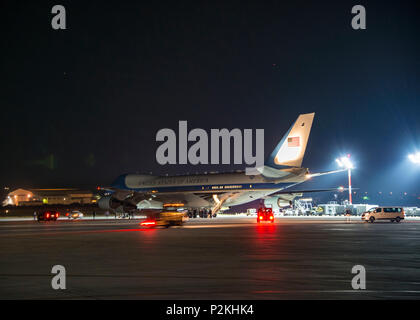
[98,113,343,217]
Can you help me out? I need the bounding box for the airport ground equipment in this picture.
[140,211,187,228]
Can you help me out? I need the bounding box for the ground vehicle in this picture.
[140,211,187,228]
[67,210,84,219]
[37,211,59,221]
[361,207,405,223]
[257,207,274,223]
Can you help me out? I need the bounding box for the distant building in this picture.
[2,188,96,206]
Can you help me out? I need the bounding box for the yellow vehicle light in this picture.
[163,203,184,207]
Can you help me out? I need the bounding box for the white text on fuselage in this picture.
[140,177,209,186]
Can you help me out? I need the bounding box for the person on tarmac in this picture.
[345,209,352,222]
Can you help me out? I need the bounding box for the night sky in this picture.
[1,1,419,204]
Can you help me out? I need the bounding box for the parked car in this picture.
[37,210,59,221]
[67,210,84,219]
[361,207,404,223]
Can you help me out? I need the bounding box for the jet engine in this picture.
[98,195,136,213]
[263,196,293,209]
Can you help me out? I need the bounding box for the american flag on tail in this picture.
[287,137,300,147]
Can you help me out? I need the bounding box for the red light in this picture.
[46,213,50,218]
[259,216,263,219]
[269,215,274,220]
[56,213,59,217]
[141,220,156,226]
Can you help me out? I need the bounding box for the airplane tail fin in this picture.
[265,113,315,168]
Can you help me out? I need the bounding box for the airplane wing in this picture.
[269,187,347,196]
[306,169,346,178]
[98,187,237,214]
[265,187,351,207]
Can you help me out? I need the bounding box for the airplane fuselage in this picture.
[100,113,331,214]
[112,167,309,208]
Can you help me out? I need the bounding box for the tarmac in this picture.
[1,216,420,299]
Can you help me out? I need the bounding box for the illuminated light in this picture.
[269,215,274,220]
[300,198,313,202]
[163,203,184,207]
[408,152,420,164]
[335,156,354,169]
[140,220,157,226]
[46,213,50,218]
[27,194,31,198]
[305,174,313,179]
[56,213,59,217]
[337,186,344,192]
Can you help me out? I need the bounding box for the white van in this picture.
[361,207,405,223]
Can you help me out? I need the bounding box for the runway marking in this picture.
[253,290,420,294]
[1,218,420,238]
[0,228,157,237]
[0,221,141,229]
[181,223,255,229]
[0,223,259,237]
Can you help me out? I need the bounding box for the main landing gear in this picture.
[187,209,217,218]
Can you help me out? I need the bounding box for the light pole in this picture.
[336,154,354,204]
[348,166,352,204]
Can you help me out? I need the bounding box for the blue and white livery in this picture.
[99,113,342,216]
